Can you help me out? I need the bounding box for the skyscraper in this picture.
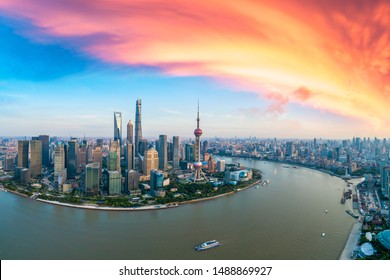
[92,147,102,177]
[108,140,121,173]
[108,171,121,195]
[114,111,122,153]
[17,140,29,168]
[127,120,133,144]
[30,139,42,177]
[67,139,79,179]
[126,143,134,170]
[150,169,164,191]
[143,147,159,177]
[134,98,142,155]
[126,170,140,193]
[85,162,100,196]
[158,134,167,170]
[173,136,180,169]
[193,102,207,182]
[38,135,50,167]
[54,144,65,179]
[381,165,390,198]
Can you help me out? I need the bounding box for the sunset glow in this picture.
[0,0,389,137]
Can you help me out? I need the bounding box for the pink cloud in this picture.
[0,0,389,133]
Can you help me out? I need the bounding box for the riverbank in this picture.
[339,222,361,259]
[4,179,261,212]
[218,155,365,181]
[35,198,179,211]
[180,180,261,205]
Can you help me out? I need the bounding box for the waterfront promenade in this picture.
[339,222,361,260]
[1,179,262,211]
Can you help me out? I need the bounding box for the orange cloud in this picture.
[1,0,389,132]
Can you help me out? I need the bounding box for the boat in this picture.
[346,209,359,219]
[255,186,259,189]
[195,240,221,251]
[261,179,270,186]
[324,209,328,213]
[293,166,298,169]
[322,232,326,237]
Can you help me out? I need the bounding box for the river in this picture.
[0,158,355,259]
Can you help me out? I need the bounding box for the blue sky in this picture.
[0,3,387,140]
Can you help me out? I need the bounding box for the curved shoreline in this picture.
[218,155,365,180]
[1,179,261,211]
[338,222,361,260]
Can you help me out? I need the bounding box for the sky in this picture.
[0,0,389,139]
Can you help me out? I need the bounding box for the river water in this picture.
[0,158,355,259]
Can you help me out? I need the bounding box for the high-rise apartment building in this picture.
[127,120,133,144]
[67,139,79,179]
[143,147,159,177]
[173,136,180,169]
[30,139,42,177]
[17,140,29,168]
[85,162,100,196]
[158,135,167,170]
[134,98,142,155]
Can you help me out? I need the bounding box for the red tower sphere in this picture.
[194,161,203,169]
[194,128,203,137]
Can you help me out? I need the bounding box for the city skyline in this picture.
[0,1,389,139]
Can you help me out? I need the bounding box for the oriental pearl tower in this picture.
[193,101,207,182]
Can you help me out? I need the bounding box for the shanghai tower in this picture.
[134,98,142,155]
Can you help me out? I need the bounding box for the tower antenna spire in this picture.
[197,99,200,129]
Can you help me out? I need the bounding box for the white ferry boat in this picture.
[195,240,220,251]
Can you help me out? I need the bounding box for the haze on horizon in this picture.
[0,0,389,139]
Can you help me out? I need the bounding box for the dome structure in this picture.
[377,230,390,250]
[239,171,248,178]
[357,242,375,258]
